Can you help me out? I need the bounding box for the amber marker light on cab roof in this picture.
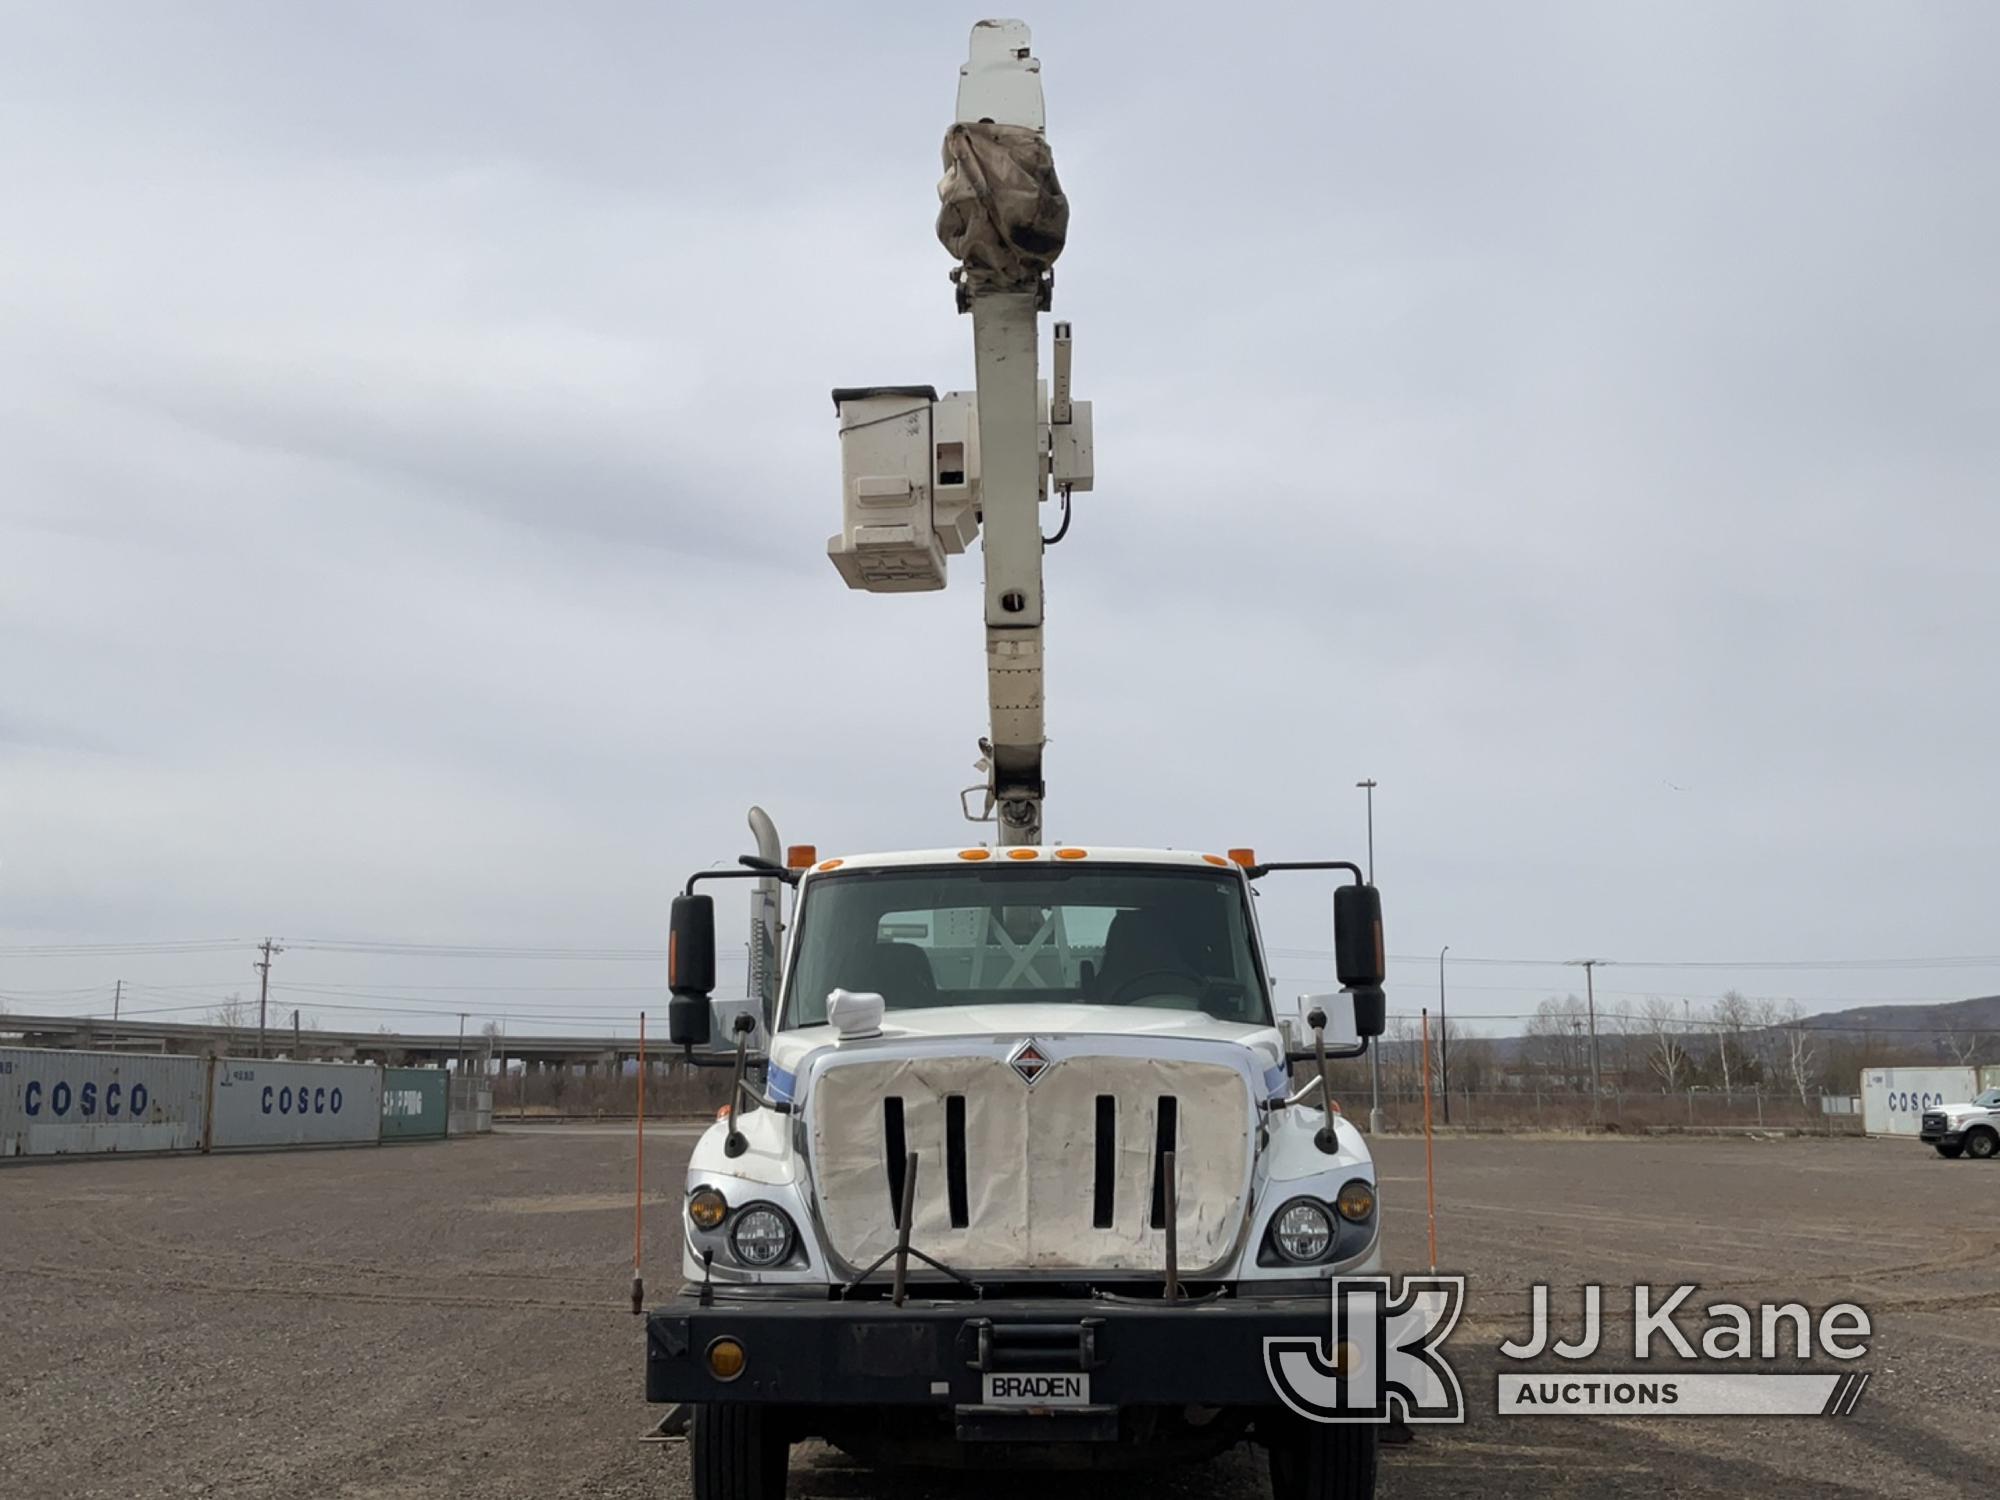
[1007,848,1039,860]
[786,844,817,869]
[1202,854,1229,867]
[958,848,992,861]
[817,859,843,872]
[1228,848,1256,868]
[1055,848,1088,860]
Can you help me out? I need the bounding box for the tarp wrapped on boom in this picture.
[936,121,1067,292]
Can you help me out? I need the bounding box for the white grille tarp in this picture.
[810,1052,1250,1273]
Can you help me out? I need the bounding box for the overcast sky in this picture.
[2,2,1996,1038]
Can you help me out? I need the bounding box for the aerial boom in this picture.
[826,20,1090,845]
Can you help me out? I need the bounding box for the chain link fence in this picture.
[1346,1086,1864,1135]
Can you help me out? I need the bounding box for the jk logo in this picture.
[1264,1276,1467,1424]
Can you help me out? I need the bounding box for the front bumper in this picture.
[645,1289,1328,1408]
[1920,1113,1958,1143]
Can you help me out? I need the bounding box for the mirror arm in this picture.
[723,1016,753,1157]
[680,1045,767,1071]
[1286,1038,1368,1064]
[686,864,800,896]
[1305,1009,1341,1154]
[1244,860,1365,886]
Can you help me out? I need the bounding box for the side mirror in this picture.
[1350,984,1386,1039]
[668,893,716,1047]
[1334,884,1385,990]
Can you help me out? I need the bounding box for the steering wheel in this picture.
[1107,968,1205,1005]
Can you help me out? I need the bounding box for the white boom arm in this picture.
[826,20,1090,845]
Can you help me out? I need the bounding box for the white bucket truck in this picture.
[643,23,1390,1498]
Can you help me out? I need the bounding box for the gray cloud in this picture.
[3,2,1996,1031]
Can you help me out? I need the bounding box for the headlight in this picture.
[687,1186,728,1231]
[1272,1198,1336,1263]
[730,1204,797,1268]
[1335,1179,1375,1223]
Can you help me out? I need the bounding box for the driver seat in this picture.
[1091,907,1194,1001]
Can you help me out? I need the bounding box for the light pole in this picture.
[1355,779,1381,1134]
[1355,780,1377,883]
[1438,945,1450,1124]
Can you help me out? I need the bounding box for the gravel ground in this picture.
[2,1128,1993,1498]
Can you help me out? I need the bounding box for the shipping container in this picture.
[209,1058,382,1150]
[0,1047,208,1159]
[380,1068,449,1141]
[1860,1066,1977,1137]
[1982,1065,2000,1095]
[448,1079,494,1135]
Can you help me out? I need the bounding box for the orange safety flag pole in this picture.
[632,1011,646,1313]
[1421,1006,1439,1272]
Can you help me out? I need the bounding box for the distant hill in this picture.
[1794,994,2000,1037]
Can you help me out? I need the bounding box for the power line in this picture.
[0,939,247,956]
[284,939,665,960]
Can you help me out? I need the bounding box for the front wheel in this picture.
[690,1404,789,1500]
[1935,1142,1964,1159]
[1267,1418,1378,1499]
[1966,1128,1998,1161]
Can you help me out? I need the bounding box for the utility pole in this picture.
[457,1013,468,1081]
[1567,959,1604,1119]
[1682,996,1692,1085]
[292,1008,301,1057]
[113,978,122,1023]
[254,938,283,1059]
[1438,945,1450,1124]
[1356,778,1382,1135]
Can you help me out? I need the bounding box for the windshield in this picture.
[1975,1089,2000,1108]
[783,863,1271,1027]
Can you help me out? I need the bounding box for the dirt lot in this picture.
[2,1129,1993,1498]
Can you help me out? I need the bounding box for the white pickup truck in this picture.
[1921,1088,2000,1159]
[647,845,1389,1498]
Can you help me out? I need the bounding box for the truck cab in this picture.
[647,845,1389,1498]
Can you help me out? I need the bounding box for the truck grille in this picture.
[1922,1111,1947,1133]
[806,1051,1253,1275]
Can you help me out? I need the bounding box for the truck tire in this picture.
[1965,1128,1998,1160]
[1935,1142,1964,1158]
[690,1404,789,1500]
[1267,1419,1377,1499]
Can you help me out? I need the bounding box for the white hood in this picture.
[773,1004,1277,1278]
[768,1002,1287,1087]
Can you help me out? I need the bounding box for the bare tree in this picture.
[1524,996,1590,1092]
[1639,996,1690,1092]
[207,993,249,1028]
[1748,998,1785,1087]
[1379,1013,1422,1100]
[1943,1030,1983,1068]
[1445,1024,1493,1095]
[1782,1000,1818,1107]
[1712,991,1755,1095]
